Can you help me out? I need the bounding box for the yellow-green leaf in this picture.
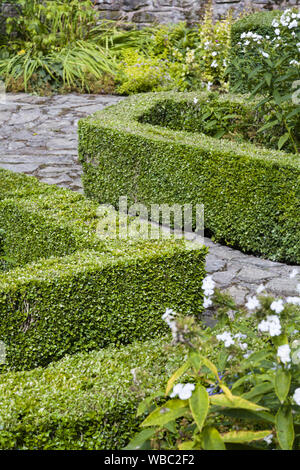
[141,399,188,428]
[165,362,190,397]
[221,430,272,443]
[210,393,268,412]
[189,384,209,432]
[178,441,196,450]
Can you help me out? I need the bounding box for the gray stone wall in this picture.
[93,1,300,26]
[1,1,300,29]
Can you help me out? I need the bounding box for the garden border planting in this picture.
[78,91,300,264]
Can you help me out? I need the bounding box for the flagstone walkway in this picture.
[0,93,299,305]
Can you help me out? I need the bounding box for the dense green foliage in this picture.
[0,0,232,94]
[0,337,186,449]
[229,10,281,91]
[0,169,207,371]
[78,91,300,264]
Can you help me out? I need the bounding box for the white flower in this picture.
[211,51,218,56]
[216,331,234,347]
[275,28,281,36]
[256,284,266,294]
[272,20,279,28]
[258,315,282,337]
[277,344,291,364]
[170,383,195,400]
[203,296,213,308]
[211,60,218,68]
[264,434,273,445]
[193,97,198,104]
[270,299,285,314]
[286,296,300,306]
[245,296,261,311]
[261,50,270,58]
[289,19,298,29]
[202,275,215,297]
[290,268,298,279]
[293,388,300,406]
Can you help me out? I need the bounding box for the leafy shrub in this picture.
[0,337,186,449]
[127,277,300,451]
[229,9,300,153]
[78,91,300,264]
[0,0,117,93]
[229,9,282,92]
[0,169,207,371]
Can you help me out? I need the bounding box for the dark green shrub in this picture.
[0,337,185,449]
[78,91,300,264]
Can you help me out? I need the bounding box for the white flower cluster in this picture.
[202,275,215,309]
[216,331,248,350]
[240,31,263,44]
[258,315,282,337]
[273,10,300,29]
[170,383,195,400]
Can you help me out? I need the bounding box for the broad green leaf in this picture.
[276,406,294,450]
[141,399,188,428]
[123,429,156,450]
[189,384,209,432]
[202,427,226,450]
[202,357,219,381]
[221,430,272,444]
[275,369,291,403]
[165,361,190,397]
[210,393,268,412]
[137,390,164,417]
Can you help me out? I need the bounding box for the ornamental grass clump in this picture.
[126,276,300,450]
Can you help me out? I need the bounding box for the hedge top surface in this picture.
[80,91,300,170]
[0,336,184,435]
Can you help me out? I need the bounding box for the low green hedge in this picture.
[0,337,185,449]
[0,169,207,370]
[78,91,300,264]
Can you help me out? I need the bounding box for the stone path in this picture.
[0,93,299,304]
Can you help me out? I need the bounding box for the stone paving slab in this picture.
[0,92,299,305]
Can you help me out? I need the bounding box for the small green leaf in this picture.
[189,384,209,432]
[278,133,290,151]
[275,368,291,403]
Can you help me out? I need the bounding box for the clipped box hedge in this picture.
[0,337,185,449]
[0,169,207,370]
[78,91,300,264]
